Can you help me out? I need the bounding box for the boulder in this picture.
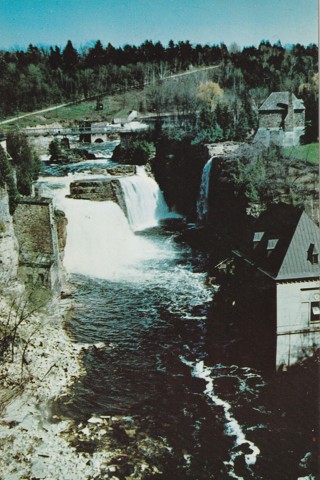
[69,178,128,217]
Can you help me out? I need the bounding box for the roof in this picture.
[259,92,305,112]
[238,204,320,281]
[277,211,320,280]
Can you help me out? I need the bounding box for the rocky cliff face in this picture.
[55,209,68,255]
[0,188,19,286]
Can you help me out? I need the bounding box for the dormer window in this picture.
[253,232,264,248]
[267,239,279,250]
[307,243,319,264]
[253,232,264,242]
[266,238,278,257]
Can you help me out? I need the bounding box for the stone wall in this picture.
[258,109,305,138]
[294,110,305,128]
[259,112,283,129]
[14,200,54,256]
[13,199,62,293]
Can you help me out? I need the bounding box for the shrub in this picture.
[112,139,155,165]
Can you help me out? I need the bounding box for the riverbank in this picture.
[0,286,173,480]
[0,292,106,480]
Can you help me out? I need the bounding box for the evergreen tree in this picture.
[6,132,40,196]
[62,40,79,73]
[85,40,106,68]
[49,139,62,161]
[49,46,62,70]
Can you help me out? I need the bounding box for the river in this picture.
[37,142,317,480]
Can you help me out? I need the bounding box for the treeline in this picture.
[0,39,318,130]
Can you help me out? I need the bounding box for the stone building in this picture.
[234,204,320,368]
[13,198,64,293]
[254,92,305,147]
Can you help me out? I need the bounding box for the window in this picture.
[311,254,319,265]
[310,302,320,322]
[267,239,278,250]
[307,243,319,264]
[253,232,264,249]
[253,231,264,242]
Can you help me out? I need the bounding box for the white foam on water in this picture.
[63,198,160,280]
[36,171,177,281]
[120,166,180,231]
[180,357,260,479]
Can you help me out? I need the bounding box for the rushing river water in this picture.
[38,142,317,480]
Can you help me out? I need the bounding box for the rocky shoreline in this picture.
[0,291,173,480]
[0,292,107,480]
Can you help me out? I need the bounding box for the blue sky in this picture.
[0,0,318,50]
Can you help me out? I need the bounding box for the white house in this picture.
[274,211,320,367]
[235,205,320,369]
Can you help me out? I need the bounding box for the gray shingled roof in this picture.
[238,205,320,281]
[259,92,305,111]
[277,211,320,280]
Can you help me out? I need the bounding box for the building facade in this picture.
[235,205,320,368]
[255,92,305,147]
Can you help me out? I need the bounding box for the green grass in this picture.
[284,143,319,164]
[0,88,148,134]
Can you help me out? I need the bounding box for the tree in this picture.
[85,40,106,68]
[197,81,223,110]
[49,139,62,161]
[48,46,62,70]
[62,40,79,73]
[6,132,40,196]
[0,145,19,213]
[112,140,155,165]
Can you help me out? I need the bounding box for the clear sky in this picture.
[0,0,318,51]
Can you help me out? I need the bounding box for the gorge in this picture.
[0,138,318,479]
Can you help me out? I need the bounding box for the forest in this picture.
[0,39,318,141]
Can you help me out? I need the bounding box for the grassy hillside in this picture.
[284,143,319,164]
[0,90,147,133]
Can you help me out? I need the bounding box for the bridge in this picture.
[22,123,149,143]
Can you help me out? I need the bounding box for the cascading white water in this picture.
[181,358,260,478]
[63,199,157,280]
[120,166,178,231]
[37,170,176,281]
[197,158,213,223]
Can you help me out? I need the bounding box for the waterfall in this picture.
[120,166,178,231]
[197,158,213,223]
[37,171,175,281]
[63,199,156,280]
